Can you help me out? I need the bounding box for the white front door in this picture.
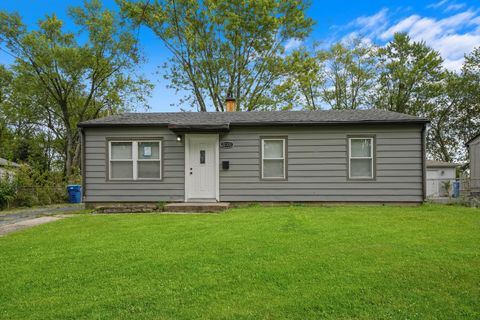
[185,134,219,202]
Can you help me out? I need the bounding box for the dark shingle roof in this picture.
[466,133,480,146]
[78,109,428,128]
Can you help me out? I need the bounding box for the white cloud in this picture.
[348,8,389,38]
[428,0,448,9]
[444,58,465,70]
[284,38,303,51]
[445,3,466,12]
[354,8,389,29]
[380,15,421,39]
[341,7,480,71]
[435,33,480,60]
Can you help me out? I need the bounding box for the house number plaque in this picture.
[220,141,233,149]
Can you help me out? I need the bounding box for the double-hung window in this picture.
[109,140,162,180]
[261,138,286,179]
[348,137,374,179]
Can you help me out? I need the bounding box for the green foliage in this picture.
[442,180,452,198]
[0,165,67,209]
[321,38,378,110]
[274,46,324,110]
[156,201,166,211]
[374,33,445,115]
[0,0,152,176]
[119,0,314,111]
[0,174,16,209]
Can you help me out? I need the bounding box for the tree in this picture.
[321,38,378,110]
[373,33,445,115]
[0,0,152,176]
[119,0,314,111]
[427,72,466,162]
[460,47,480,141]
[273,46,325,110]
[430,47,480,162]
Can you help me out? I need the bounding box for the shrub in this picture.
[0,174,16,209]
[0,165,69,209]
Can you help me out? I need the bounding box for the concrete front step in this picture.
[164,202,230,213]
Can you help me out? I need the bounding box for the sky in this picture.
[1,0,479,112]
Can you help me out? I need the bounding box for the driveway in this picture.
[0,204,84,236]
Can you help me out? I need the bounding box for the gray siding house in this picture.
[78,109,428,205]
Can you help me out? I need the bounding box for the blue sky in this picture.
[1,0,479,112]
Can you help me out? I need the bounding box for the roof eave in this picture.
[229,119,429,126]
[466,133,480,146]
[168,123,230,133]
[78,119,429,128]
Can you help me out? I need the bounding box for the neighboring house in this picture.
[78,108,429,206]
[0,158,20,179]
[467,133,480,195]
[426,160,457,197]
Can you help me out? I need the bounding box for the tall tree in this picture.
[273,46,325,110]
[460,47,480,141]
[427,47,480,162]
[373,33,445,115]
[0,0,152,176]
[427,72,466,162]
[322,38,378,110]
[119,0,314,111]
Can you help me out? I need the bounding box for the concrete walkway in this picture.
[0,204,83,236]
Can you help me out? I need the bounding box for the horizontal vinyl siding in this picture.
[83,127,184,202]
[219,124,424,202]
[82,123,424,203]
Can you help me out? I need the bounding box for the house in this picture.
[0,158,20,180]
[78,107,429,207]
[425,160,457,197]
[467,133,480,196]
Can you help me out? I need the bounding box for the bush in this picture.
[0,174,16,209]
[0,165,69,209]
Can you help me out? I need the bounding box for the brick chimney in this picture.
[225,97,236,112]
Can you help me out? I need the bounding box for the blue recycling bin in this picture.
[67,185,82,203]
[452,181,460,198]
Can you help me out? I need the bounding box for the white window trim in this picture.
[348,137,374,179]
[109,140,162,180]
[261,138,286,179]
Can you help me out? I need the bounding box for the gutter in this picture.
[421,123,427,202]
[168,123,230,132]
[78,119,430,129]
[79,127,86,201]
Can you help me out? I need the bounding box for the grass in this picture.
[0,205,479,319]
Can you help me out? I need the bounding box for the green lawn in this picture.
[1,205,479,319]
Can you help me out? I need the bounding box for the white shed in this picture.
[426,160,457,197]
[467,133,480,195]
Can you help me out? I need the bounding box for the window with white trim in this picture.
[109,140,161,180]
[348,137,374,179]
[261,138,286,179]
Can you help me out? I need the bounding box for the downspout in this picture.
[80,127,86,202]
[421,124,427,202]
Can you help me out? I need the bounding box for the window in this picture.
[261,138,286,179]
[109,140,161,180]
[348,137,374,179]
